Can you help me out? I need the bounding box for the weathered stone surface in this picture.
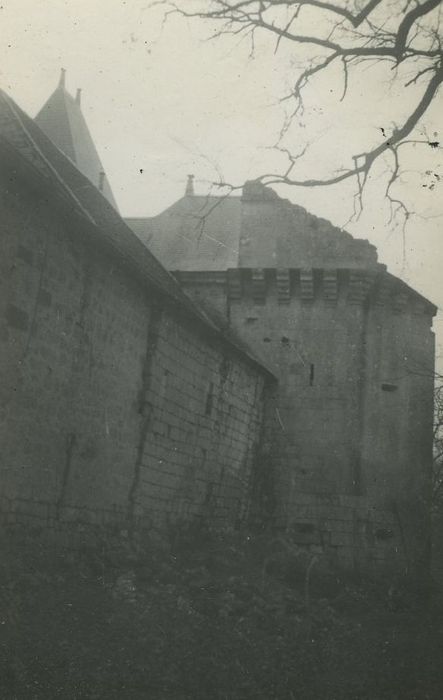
[0,168,268,534]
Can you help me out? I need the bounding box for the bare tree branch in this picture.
[154,0,443,228]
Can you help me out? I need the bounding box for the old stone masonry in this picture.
[0,72,436,577]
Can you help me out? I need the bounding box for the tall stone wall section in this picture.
[0,174,268,535]
[177,268,435,576]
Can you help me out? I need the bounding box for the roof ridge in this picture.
[0,89,276,377]
[56,88,77,163]
[1,90,96,226]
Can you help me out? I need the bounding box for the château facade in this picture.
[0,73,436,577]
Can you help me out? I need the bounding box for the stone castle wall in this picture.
[177,268,435,575]
[0,170,270,536]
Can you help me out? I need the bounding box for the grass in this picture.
[0,524,442,699]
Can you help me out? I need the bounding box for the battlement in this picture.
[175,268,435,317]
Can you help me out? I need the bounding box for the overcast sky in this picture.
[2,0,442,364]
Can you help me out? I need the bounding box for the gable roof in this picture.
[125,181,380,272]
[35,71,118,210]
[0,89,275,379]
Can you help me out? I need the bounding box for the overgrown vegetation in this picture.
[1,523,443,699]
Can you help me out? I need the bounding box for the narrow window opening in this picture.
[159,369,170,400]
[205,382,214,415]
[375,527,394,540]
[309,364,315,386]
[381,383,398,392]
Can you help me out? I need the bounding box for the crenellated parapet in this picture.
[276,269,291,304]
[348,270,378,305]
[175,268,436,318]
[252,268,266,304]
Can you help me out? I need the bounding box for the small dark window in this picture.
[263,337,272,343]
[375,527,394,540]
[309,364,315,386]
[381,383,398,392]
[205,382,214,415]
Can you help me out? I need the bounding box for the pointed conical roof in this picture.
[35,69,118,210]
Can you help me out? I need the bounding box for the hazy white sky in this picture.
[2,0,442,362]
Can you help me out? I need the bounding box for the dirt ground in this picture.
[0,526,442,700]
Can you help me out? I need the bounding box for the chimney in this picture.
[185,174,195,196]
[98,171,106,192]
[75,88,82,106]
[59,68,66,89]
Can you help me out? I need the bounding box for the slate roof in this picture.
[35,72,118,210]
[126,182,437,316]
[125,181,380,272]
[0,89,275,378]
[127,195,242,271]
